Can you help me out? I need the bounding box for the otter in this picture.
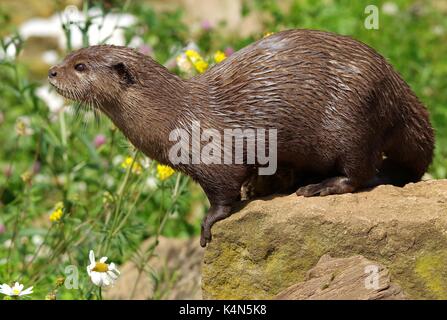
[48,29,434,247]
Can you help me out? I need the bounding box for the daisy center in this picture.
[12,288,20,295]
[92,262,109,272]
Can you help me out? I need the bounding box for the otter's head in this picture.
[48,45,138,109]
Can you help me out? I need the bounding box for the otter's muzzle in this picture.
[48,67,58,78]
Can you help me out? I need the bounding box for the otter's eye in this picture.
[75,63,86,72]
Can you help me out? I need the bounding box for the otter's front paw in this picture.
[200,223,212,247]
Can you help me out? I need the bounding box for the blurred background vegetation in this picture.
[0,0,445,299]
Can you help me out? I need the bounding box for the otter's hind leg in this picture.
[296,150,380,197]
[296,176,357,196]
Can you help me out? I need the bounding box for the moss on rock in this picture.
[202,180,447,299]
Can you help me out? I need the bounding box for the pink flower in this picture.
[93,134,106,148]
[32,161,41,174]
[201,19,213,31]
[3,166,13,178]
[166,59,177,70]
[224,47,235,57]
[138,44,153,56]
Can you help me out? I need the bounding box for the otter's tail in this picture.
[375,95,434,187]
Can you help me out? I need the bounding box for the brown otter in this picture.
[48,29,434,247]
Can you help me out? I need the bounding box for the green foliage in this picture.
[0,1,203,300]
[126,4,188,62]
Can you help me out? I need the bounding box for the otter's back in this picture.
[195,29,432,172]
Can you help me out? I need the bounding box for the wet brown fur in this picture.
[49,29,435,247]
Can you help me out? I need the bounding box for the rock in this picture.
[105,236,203,300]
[275,254,405,300]
[202,180,447,299]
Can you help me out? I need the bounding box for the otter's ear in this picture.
[112,62,135,85]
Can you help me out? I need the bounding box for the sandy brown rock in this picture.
[105,236,203,300]
[202,180,447,299]
[275,254,405,300]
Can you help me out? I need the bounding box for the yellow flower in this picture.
[16,121,27,136]
[185,49,202,60]
[102,191,113,204]
[55,277,65,288]
[214,50,227,63]
[121,156,143,175]
[45,292,56,300]
[157,164,175,181]
[20,171,33,184]
[49,209,62,222]
[185,49,209,73]
[193,60,209,73]
[263,31,274,38]
[49,202,64,222]
[15,117,33,136]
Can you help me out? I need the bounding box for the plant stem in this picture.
[100,149,139,255]
[98,287,103,300]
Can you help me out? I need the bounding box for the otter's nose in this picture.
[48,67,58,78]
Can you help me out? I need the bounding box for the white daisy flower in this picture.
[86,250,120,288]
[176,53,193,73]
[0,282,33,297]
[382,2,398,15]
[140,156,151,169]
[41,50,59,65]
[31,234,44,247]
[35,85,65,113]
[146,176,158,190]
